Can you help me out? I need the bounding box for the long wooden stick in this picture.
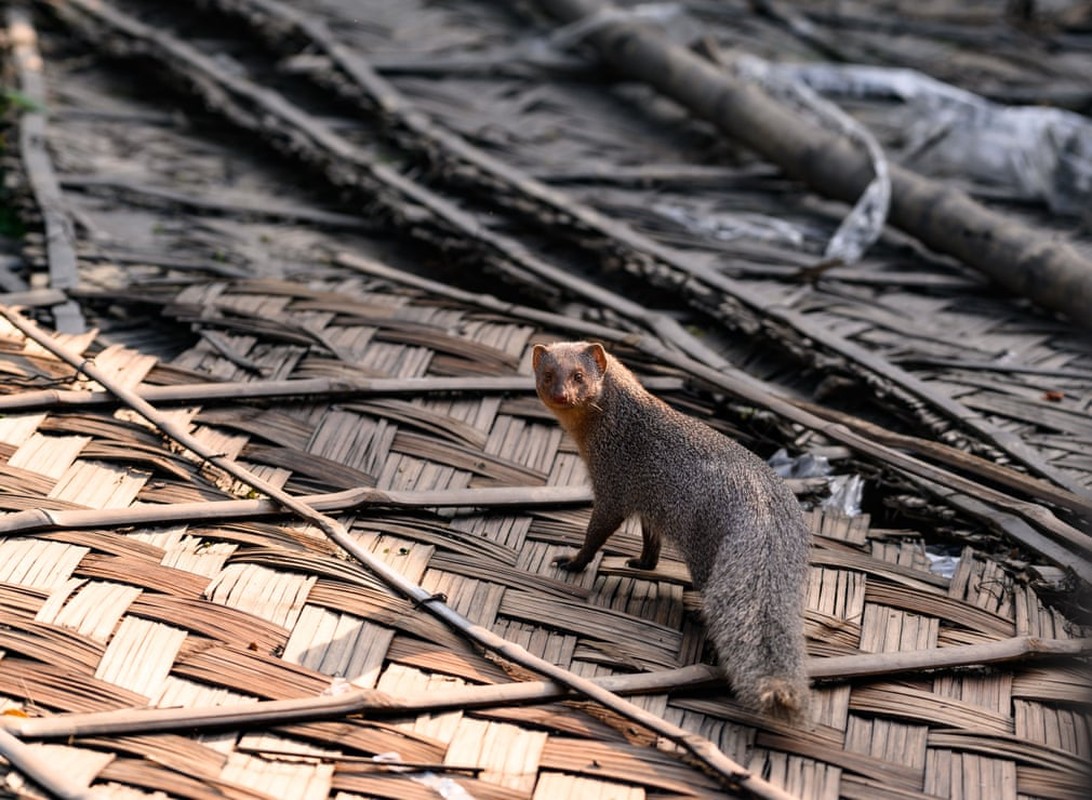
[0,484,594,535]
[6,665,719,740]
[6,638,1084,741]
[0,307,797,800]
[0,374,684,412]
[808,636,1091,680]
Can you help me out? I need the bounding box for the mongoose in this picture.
[532,341,811,722]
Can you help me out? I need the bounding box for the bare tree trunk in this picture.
[536,0,1092,326]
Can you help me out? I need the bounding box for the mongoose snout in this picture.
[531,340,812,723]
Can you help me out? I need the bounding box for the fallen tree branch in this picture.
[532,0,1092,326]
[0,310,797,800]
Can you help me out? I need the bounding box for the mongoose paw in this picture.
[626,557,657,571]
[552,554,589,572]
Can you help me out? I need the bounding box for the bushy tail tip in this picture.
[756,677,809,723]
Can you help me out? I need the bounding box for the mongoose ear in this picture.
[587,343,608,374]
[531,344,547,371]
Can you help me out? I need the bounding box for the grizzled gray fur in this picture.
[532,341,811,721]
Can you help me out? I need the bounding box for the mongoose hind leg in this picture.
[553,503,625,572]
[626,515,661,570]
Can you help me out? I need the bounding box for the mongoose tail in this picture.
[757,677,809,722]
[532,341,812,722]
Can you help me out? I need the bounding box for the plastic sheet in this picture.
[768,449,863,516]
[775,64,1092,215]
[735,55,892,265]
[769,447,832,479]
[924,543,962,579]
[822,473,863,517]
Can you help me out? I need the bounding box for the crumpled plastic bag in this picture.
[775,63,1092,216]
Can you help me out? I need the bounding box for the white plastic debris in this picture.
[774,63,1092,215]
[769,447,833,479]
[822,473,864,517]
[925,544,962,579]
[768,449,863,516]
[735,55,892,265]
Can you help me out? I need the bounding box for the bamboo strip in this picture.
[808,636,1090,680]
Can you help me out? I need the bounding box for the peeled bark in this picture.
[536,0,1092,325]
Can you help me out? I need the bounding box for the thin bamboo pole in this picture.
[5,638,1083,741]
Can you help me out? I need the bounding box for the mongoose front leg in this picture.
[553,504,625,572]
[627,515,661,570]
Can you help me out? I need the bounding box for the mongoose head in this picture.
[531,341,609,412]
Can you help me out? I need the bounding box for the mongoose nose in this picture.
[551,393,568,405]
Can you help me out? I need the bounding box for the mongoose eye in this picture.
[543,370,554,382]
[573,371,584,383]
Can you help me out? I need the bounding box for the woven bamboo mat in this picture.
[0,275,1087,799]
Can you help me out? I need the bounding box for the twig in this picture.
[0,311,795,799]
[6,4,85,334]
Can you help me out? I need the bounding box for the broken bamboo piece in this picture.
[0,726,94,800]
